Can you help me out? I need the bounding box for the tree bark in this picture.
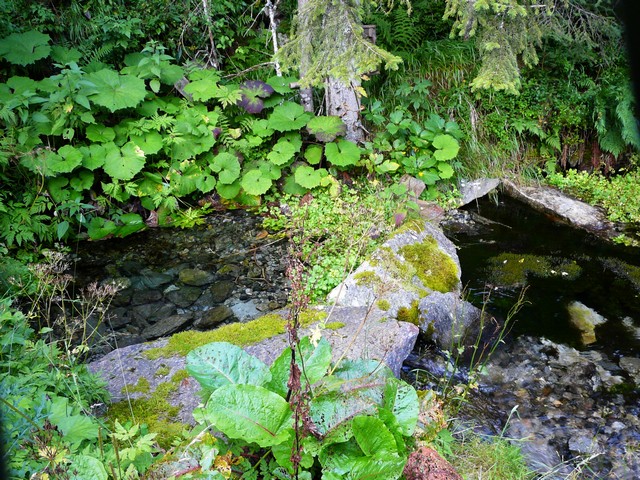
[325,77,364,143]
[297,0,314,112]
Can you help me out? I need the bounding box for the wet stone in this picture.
[165,286,202,308]
[209,281,235,303]
[131,302,168,323]
[143,313,194,340]
[193,305,235,330]
[179,268,214,286]
[131,289,163,305]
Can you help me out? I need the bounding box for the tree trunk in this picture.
[325,77,364,143]
[297,0,314,112]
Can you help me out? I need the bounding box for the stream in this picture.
[434,195,640,478]
[73,197,640,479]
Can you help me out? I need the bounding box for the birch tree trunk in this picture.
[297,0,314,112]
[325,77,364,143]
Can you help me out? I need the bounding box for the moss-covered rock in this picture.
[398,237,460,293]
[567,301,607,345]
[487,253,582,287]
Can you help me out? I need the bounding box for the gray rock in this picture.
[568,432,599,455]
[502,179,615,237]
[418,292,483,350]
[209,281,235,303]
[142,313,194,340]
[137,269,174,289]
[458,178,500,207]
[131,289,163,306]
[193,305,235,330]
[230,300,261,322]
[88,306,418,424]
[178,268,214,286]
[131,302,168,323]
[619,357,640,383]
[165,286,202,307]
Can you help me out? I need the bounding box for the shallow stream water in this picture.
[434,196,640,478]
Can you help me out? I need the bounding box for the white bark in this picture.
[326,77,364,143]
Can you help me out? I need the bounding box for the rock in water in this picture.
[567,301,607,345]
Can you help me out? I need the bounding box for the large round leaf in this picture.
[50,145,83,174]
[241,169,272,196]
[85,69,147,112]
[324,140,361,168]
[306,116,346,142]
[187,342,271,391]
[204,384,291,447]
[85,124,115,143]
[432,134,460,161]
[103,142,146,180]
[0,31,50,66]
[210,152,241,184]
[294,165,327,189]
[268,101,311,132]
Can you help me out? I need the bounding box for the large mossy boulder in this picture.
[328,220,461,318]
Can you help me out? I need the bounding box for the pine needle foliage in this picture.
[277,0,402,87]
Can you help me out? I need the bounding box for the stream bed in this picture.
[432,196,640,478]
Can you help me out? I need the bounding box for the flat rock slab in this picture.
[88,306,418,424]
[502,179,615,236]
[458,178,500,207]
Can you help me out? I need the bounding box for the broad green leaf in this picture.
[6,76,39,94]
[266,337,332,398]
[271,428,315,472]
[241,169,272,196]
[251,118,274,138]
[80,144,109,170]
[383,378,418,437]
[170,163,200,196]
[50,145,83,174]
[432,134,459,161]
[210,152,241,184]
[51,46,82,65]
[20,151,54,176]
[437,162,455,179]
[258,160,281,180]
[85,69,147,112]
[68,455,108,480]
[304,144,323,165]
[418,169,441,185]
[266,75,297,94]
[307,116,346,142]
[87,217,117,240]
[216,180,241,199]
[57,220,70,240]
[186,342,271,391]
[130,131,163,155]
[268,101,311,131]
[204,384,291,447]
[70,170,95,191]
[196,174,216,193]
[267,135,301,166]
[294,165,326,189]
[376,160,399,174]
[352,415,398,456]
[0,31,50,65]
[184,70,221,101]
[318,439,362,476]
[282,174,309,195]
[85,124,116,143]
[115,213,145,237]
[103,142,146,180]
[324,140,361,168]
[48,177,69,203]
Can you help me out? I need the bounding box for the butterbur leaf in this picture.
[268,101,311,131]
[70,170,95,191]
[216,180,241,199]
[210,152,241,184]
[102,142,146,180]
[0,31,51,65]
[306,116,346,142]
[418,169,441,185]
[238,80,274,114]
[183,69,221,102]
[85,69,147,112]
[85,124,116,143]
[294,165,326,189]
[324,140,361,168]
[204,384,290,447]
[304,145,323,165]
[87,217,117,240]
[266,75,297,94]
[130,131,163,155]
[186,342,271,391]
[68,455,108,480]
[115,213,145,237]
[437,162,455,179]
[267,135,301,166]
[241,169,272,196]
[50,145,83,173]
[432,134,459,161]
[81,144,110,170]
[51,46,82,65]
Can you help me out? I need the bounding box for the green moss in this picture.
[396,300,421,326]
[325,321,346,330]
[353,270,382,288]
[388,219,426,238]
[122,377,150,395]
[108,381,185,449]
[398,237,460,293]
[155,365,170,377]
[145,310,326,359]
[487,253,582,286]
[171,369,189,383]
[377,299,391,311]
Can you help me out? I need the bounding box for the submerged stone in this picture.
[567,301,607,345]
[178,268,214,286]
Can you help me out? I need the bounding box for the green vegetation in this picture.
[396,300,421,326]
[399,238,460,293]
[144,309,326,358]
[487,253,582,287]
